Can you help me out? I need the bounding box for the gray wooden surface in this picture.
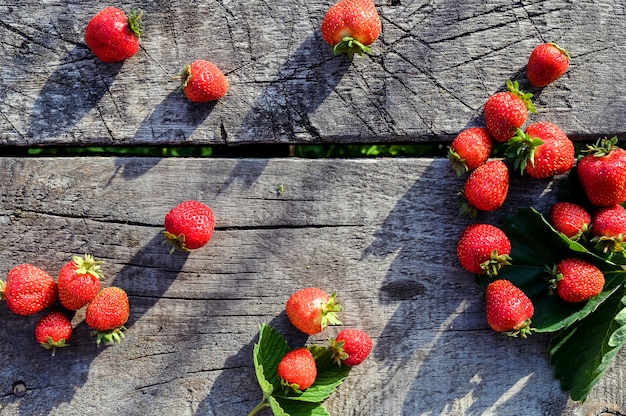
[0,157,624,415]
[0,0,624,147]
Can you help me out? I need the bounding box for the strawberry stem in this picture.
[549,42,571,61]
[247,398,270,416]
[447,147,469,176]
[73,254,105,279]
[127,9,144,39]
[506,128,544,175]
[583,136,619,157]
[321,292,343,329]
[92,326,127,346]
[333,36,372,57]
[506,79,536,113]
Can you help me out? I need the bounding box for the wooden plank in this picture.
[0,156,623,415]
[0,0,624,147]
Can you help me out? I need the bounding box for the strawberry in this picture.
[331,328,373,367]
[164,200,216,253]
[58,254,104,311]
[277,348,317,392]
[447,127,494,176]
[35,311,72,356]
[0,264,57,316]
[85,7,143,63]
[457,223,512,276]
[591,204,626,254]
[507,122,575,178]
[321,0,382,56]
[526,42,570,88]
[549,201,591,241]
[461,159,509,217]
[484,80,536,142]
[85,286,130,345]
[547,258,604,303]
[181,60,229,103]
[286,287,343,335]
[577,136,626,207]
[485,279,534,337]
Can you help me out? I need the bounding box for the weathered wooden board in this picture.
[0,156,624,415]
[0,0,624,147]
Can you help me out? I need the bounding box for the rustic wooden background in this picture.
[0,0,624,147]
[0,0,625,415]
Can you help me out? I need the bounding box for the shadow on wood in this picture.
[0,233,188,415]
[28,45,122,141]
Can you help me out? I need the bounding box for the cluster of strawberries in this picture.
[161,200,374,413]
[84,0,381,103]
[279,288,373,389]
[451,43,626,337]
[0,199,216,354]
[247,288,373,415]
[0,256,129,354]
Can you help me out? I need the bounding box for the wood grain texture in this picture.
[0,0,624,147]
[0,156,623,415]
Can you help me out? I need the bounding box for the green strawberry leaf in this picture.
[549,283,626,402]
[274,345,351,403]
[253,324,291,397]
[273,397,331,416]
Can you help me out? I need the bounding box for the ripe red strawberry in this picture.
[577,136,626,207]
[181,60,229,103]
[0,264,57,316]
[484,80,536,142]
[591,204,626,254]
[286,287,343,335]
[461,159,509,217]
[277,348,317,392]
[485,279,534,337]
[35,311,72,356]
[331,328,373,367]
[457,223,512,276]
[507,122,575,178]
[526,42,570,88]
[58,254,104,311]
[549,201,591,241]
[85,286,130,345]
[548,258,604,303]
[321,0,382,56]
[85,7,143,62]
[448,127,494,176]
[164,200,216,253]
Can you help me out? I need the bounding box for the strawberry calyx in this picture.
[506,128,544,174]
[92,326,127,346]
[163,230,191,253]
[506,79,536,113]
[582,135,619,158]
[480,249,512,277]
[329,338,349,366]
[0,280,5,301]
[73,254,105,279]
[458,197,479,219]
[320,292,344,329]
[447,147,469,176]
[280,377,305,394]
[333,36,372,57]
[504,318,534,339]
[179,65,193,90]
[127,9,144,39]
[40,336,70,356]
[591,233,625,254]
[545,263,562,295]
[549,42,571,62]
